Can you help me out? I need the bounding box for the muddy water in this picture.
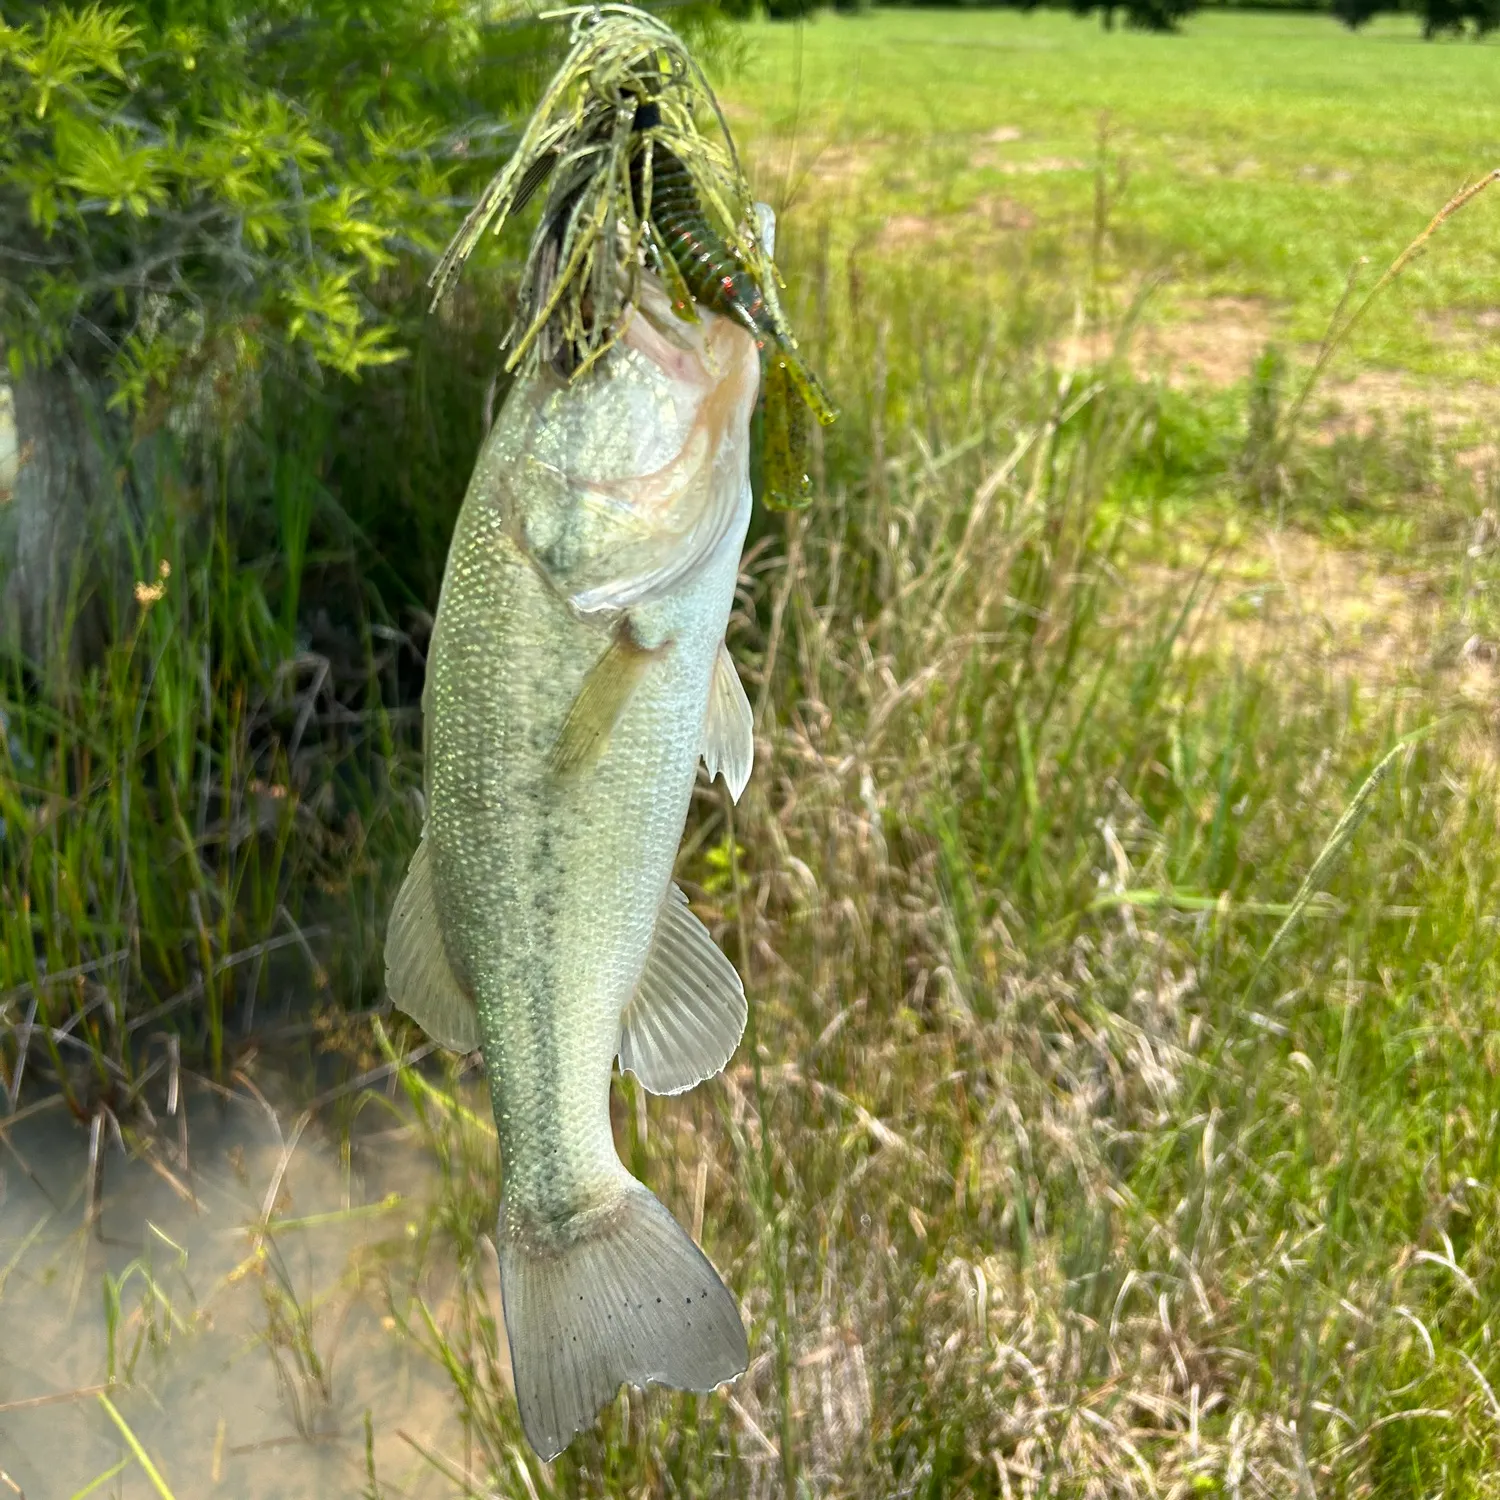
[0,1074,491,1499]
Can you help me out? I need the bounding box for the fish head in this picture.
[484,274,760,615]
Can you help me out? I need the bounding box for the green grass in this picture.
[720,9,1500,385]
[7,8,1500,1497]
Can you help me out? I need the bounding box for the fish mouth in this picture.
[503,283,758,617]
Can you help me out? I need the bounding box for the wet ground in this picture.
[0,1070,484,1499]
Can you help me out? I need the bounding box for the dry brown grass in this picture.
[1054,298,1278,391]
[1312,371,1500,444]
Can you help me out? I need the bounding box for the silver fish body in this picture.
[386,277,760,1458]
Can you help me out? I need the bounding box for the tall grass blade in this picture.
[96,1394,178,1500]
[67,1459,130,1500]
[1276,169,1500,459]
[1244,720,1444,1000]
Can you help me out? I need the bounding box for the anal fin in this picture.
[551,619,671,778]
[618,884,747,1096]
[385,836,479,1054]
[700,641,753,803]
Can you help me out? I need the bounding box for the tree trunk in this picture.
[0,359,122,667]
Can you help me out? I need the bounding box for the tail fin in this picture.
[498,1181,748,1459]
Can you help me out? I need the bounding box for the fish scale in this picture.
[429,508,728,1208]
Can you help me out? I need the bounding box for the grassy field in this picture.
[5,8,1500,1499]
[724,9,1500,388]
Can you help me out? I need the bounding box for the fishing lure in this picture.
[629,109,830,511]
[429,3,835,512]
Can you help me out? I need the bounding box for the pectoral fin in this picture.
[618,883,747,1095]
[700,642,754,803]
[385,837,479,1054]
[550,621,671,778]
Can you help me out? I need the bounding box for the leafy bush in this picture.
[1416,0,1500,33]
[0,0,536,661]
[1333,0,1499,31]
[1075,0,1201,33]
[1331,0,1390,28]
[0,0,565,398]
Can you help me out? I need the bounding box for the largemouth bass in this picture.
[385,273,759,1458]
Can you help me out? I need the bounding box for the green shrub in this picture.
[1416,0,1500,33]
[0,0,547,663]
[1331,0,1390,27]
[1077,0,1202,32]
[0,0,567,397]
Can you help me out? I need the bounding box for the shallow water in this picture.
[0,1071,487,1499]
